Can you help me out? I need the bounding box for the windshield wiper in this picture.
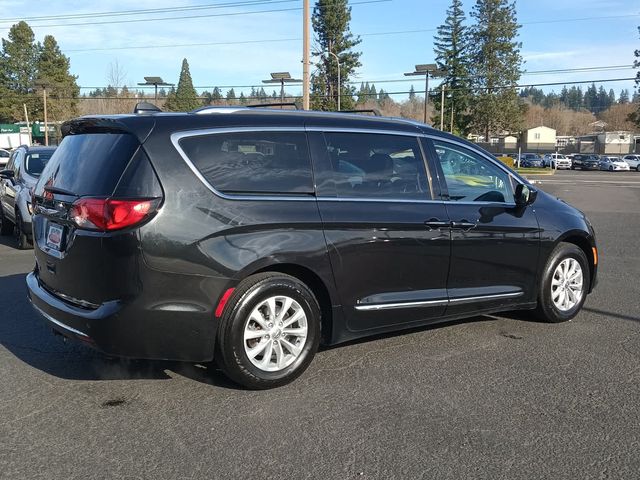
[43,185,78,197]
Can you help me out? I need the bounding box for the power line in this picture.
[0,0,391,30]
[74,65,636,90]
[0,0,294,23]
[2,76,635,100]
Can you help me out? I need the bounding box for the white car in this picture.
[599,156,630,171]
[622,154,640,172]
[543,153,572,169]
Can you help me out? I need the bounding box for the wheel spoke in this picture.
[259,341,274,368]
[244,329,266,340]
[282,327,306,337]
[247,339,269,359]
[551,276,562,287]
[249,311,269,330]
[283,309,304,328]
[266,297,277,322]
[277,297,293,321]
[273,341,285,369]
[552,288,562,301]
[280,338,302,356]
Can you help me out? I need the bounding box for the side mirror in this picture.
[515,183,537,206]
[0,169,14,180]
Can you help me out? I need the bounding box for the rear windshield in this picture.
[25,152,54,176]
[35,133,139,197]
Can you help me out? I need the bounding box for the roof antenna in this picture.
[133,101,162,114]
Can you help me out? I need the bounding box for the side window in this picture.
[179,131,313,195]
[432,140,513,203]
[320,132,430,200]
[12,151,23,176]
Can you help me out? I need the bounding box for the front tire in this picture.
[216,272,321,389]
[534,243,590,323]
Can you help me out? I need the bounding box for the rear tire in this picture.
[0,208,13,235]
[637,166,640,172]
[14,211,32,250]
[215,272,321,389]
[534,243,590,323]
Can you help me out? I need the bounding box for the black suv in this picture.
[27,107,598,389]
[571,154,600,170]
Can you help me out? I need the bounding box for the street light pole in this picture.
[302,0,310,110]
[42,86,48,146]
[137,77,173,103]
[327,51,341,111]
[404,64,445,125]
[262,72,302,108]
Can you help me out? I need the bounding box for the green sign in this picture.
[31,124,57,136]
[0,124,20,134]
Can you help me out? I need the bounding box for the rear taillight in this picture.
[69,197,160,231]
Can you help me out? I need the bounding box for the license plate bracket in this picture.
[46,223,64,251]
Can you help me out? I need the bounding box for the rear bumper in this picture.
[26,271,217,362]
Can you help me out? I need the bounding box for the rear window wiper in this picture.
[43,185,79,197]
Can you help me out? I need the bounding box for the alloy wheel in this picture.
[551,258,584,312]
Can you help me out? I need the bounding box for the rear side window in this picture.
[179,131,313,195]
[35,133,139,197]
[25,152,53,176]
[317,132,430,200]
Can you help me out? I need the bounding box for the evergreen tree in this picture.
[239,92,247,104]
[158,87,168,98]
[369,84,377,98]
[409,85,416,101]
[164,58,200,111]
[619,88,630,104]
[608,88,616,107]
[310,0,362,110]
[211,87,223,103]
[258,87,267,101]
[0,21,40,121]
[432,0,471,133]
[226,88,236,104]
[584,83,598,112]
[468,0,523,139]
[36,35,80,122]
[567,86,583,110]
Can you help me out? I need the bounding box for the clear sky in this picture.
[0,0,638,99]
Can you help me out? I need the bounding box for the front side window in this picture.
[179,131,313,195]
[433,140,513,203]
[319,132,430,200]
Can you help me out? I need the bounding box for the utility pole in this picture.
[440,85,445,130]
[23,104,33,146]
[404,64,445,125]
[42,86,48,146]
[302,0,310,110]
[328,50,341,111]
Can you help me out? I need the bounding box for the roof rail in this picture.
[133,101,162,114]
[246,102,299,110]
[339,109,382,116]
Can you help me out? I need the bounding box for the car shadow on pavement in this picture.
[0,272,238,389]
[0,234,18,248]
[583,307,640,324]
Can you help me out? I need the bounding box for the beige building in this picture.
[577,132,634,155]
[522,126,557,152]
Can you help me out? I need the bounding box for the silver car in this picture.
[599,156,630,172]
[622,154,640,172]
[0,146,56,249]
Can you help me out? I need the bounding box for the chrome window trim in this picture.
[306,126,421,136]
[31,303,90,338]
[355,291,523,311]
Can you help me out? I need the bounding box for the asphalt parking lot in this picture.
[1,169,639,479]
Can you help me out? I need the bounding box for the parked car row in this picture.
[495,152,640,171]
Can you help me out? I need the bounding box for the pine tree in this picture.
[239,92,247,104]
[409,85,416,101]
[432,0,472,133]
[211,87,223,103]
[164,58,200,111]
[607,88,616,107]
[468,0,523,139]
[619,88,630,104]
[36,35,80,122]
[0,21,40,121]
[226,88,236,104]
[584,83,598,112]
[310,0,362,110]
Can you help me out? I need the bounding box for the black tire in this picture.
[609,166,613,172]
[14,211,32,250]
[637,166,640,172]
[215,272,321,389]
[0,207,13,235]
[534,242,590,323]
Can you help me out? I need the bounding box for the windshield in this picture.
[25,152,54,176]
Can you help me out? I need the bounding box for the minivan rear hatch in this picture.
[31,117,161,306]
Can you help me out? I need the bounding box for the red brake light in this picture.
[69,197,159,231]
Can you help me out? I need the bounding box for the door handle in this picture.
[424,219,451,230]
[450,220,476,231]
